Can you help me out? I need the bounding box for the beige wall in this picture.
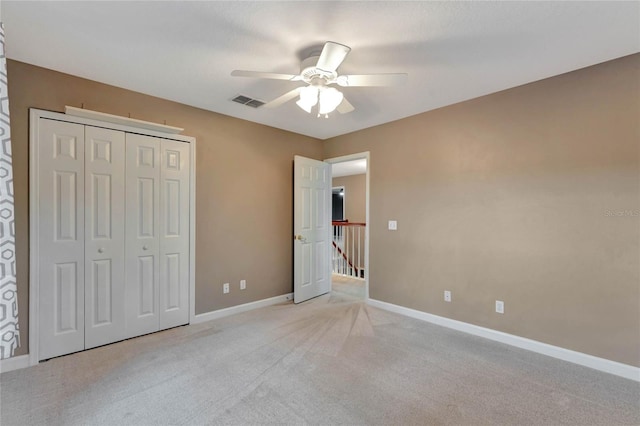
[8,54,639,367]
[7,60,323,357]
[324,54,640,367]
[332,174,366,223]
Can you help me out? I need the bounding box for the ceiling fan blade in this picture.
[316,42,351,73]
[336,97,355,114]
[263,87,302,108]
[337,73,408,87]
[231,70,301,81]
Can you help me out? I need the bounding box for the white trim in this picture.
[29,109,40,367]
[33,108,194,143]
[29,108,196,366]
[0,354,30,373]
[325,152,370,300]
[367,298,640,382]
[192,293,293,324]
[189,138,197,324]
[65,106,184,134]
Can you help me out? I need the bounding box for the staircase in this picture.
[332,221,365,279]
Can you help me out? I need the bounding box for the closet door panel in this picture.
[38,119,85,360]
[125,134,161,338]
[159,140,190,329]
[84,126,126,349]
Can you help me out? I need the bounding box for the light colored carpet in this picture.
[1,284,638,425]
[331,274,366,299]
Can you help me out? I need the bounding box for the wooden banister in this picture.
[332,221,366,227]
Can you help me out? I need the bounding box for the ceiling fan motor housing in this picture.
[300,55,337,85]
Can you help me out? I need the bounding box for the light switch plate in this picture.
[388,220,398,231]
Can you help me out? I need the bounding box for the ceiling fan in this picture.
[231,41,407,117]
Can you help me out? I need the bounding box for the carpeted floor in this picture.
[1,282,638,425]
[331,274,366,298]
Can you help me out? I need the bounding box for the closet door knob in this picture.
[143,245,149,251]
[98,248,104,253]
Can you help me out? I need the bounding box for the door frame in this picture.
[325,152,370,299]
[28,108,196,366]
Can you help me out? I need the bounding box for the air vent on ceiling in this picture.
[231,94,265,108]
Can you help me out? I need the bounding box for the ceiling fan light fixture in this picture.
[318,87,344,115]
[296,99,313,113]
[296,86,319,113]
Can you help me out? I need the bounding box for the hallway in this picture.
[331,274,366,299]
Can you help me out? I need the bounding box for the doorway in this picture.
[325,153,370,300]
[332,186,345,221]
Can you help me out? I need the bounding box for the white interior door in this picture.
[37,119,85,360]
[125,133,160,338]
[159,139,190,329]
[84,126,126,349]
[293,155,331,303]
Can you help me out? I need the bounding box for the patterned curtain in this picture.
[0,22,20,359]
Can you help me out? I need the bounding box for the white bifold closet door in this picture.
[38,122,127,358]
[37,119,191,360]
[158,138,190,330]
[38,119,86,360]
[125,134,161,338]
[84,126,126,349]
[125,134,190,338]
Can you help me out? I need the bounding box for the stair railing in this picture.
[332,221,366,279]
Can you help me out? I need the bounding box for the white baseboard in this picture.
[367,298,640,382]
[192,293,293,324]
[0,354,30,374]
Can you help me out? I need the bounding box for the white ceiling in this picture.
[3,1,638,140]
[332,159,367,178]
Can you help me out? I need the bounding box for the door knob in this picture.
[294,235,306,242]
[98,248,104,253]
[143,245,149,250]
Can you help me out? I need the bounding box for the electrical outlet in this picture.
[223,283,230,294]
[240,279,246,290]
[444,290,452,302]
[388,220,398,231]
[495,300,504,314]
